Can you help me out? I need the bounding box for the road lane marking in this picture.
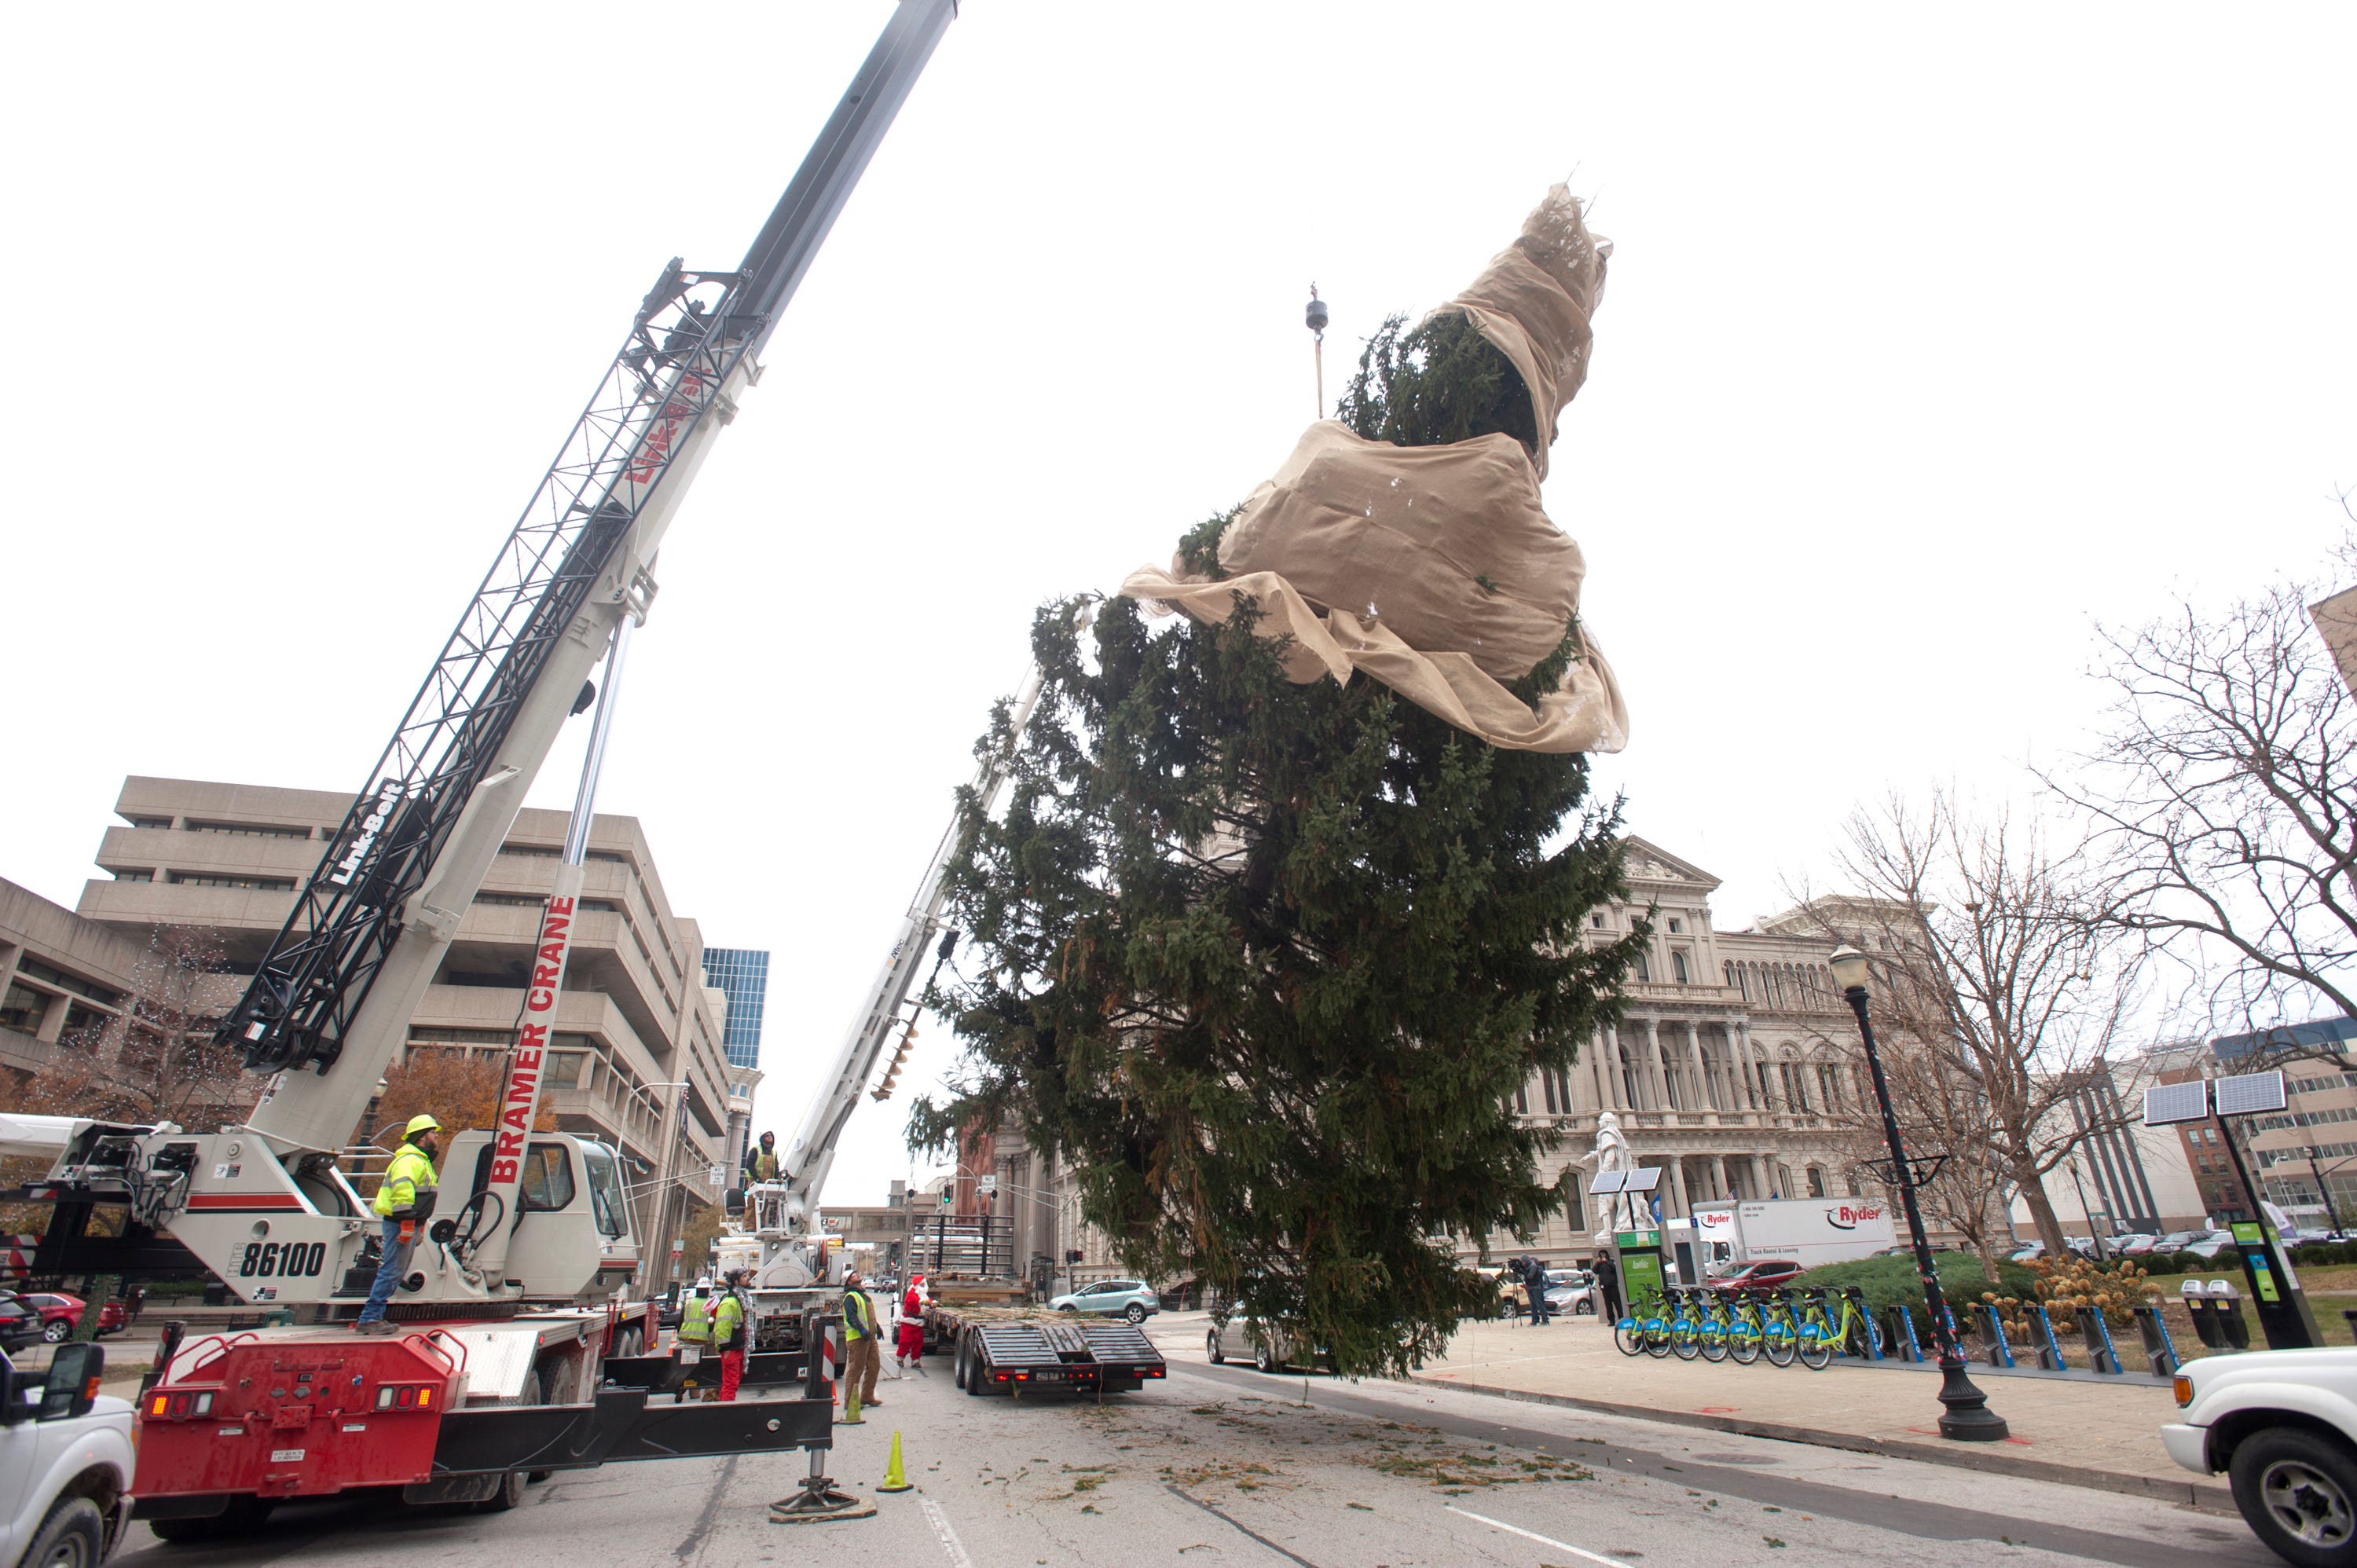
[1446,1504,1637,1568]
[920,1495,975,1568]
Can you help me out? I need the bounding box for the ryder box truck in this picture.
[1671,1199,1897,1281]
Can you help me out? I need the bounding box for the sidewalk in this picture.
[1412,1313,2226,1511]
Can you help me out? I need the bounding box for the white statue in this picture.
[1574,1110,1635,1247]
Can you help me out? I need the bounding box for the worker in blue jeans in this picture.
[357,1114,442,1334]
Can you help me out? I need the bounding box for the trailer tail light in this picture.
[994,1372,1011,1383]
[1146,1367,1165,1377]
[145,1389,214,1419]
[374,1383,438,1410]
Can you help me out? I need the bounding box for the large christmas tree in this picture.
[912,189,1640,1376]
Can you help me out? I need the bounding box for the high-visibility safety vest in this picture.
[374,1141,438,1218]
[712,1291,749,1352]
[746,1149,780,1181]
[680,1295,712,1343]
[842,1286,877,1343]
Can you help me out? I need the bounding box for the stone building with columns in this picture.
[1497,838,1882,1263]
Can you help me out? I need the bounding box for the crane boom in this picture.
[221,0,957,1161]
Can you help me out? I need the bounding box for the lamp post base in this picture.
[1934,1359,2009,1442]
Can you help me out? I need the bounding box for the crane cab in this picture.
[438,1130,640,1300]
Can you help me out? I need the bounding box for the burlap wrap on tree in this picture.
[1120,184,1626,756]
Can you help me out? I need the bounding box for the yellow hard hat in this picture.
[405,1113,443,1137]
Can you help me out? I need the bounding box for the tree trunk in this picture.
[2013,1163,2069,1255]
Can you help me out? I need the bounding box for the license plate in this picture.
[1031,1369,1064,1382]
[678,1347,701,1365]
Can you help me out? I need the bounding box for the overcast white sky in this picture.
[5,4,2354,1207]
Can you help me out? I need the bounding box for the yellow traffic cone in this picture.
[877,1429,913,1493]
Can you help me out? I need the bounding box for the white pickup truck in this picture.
[2,1342,134,1568]
[2165,1346,2357,1567]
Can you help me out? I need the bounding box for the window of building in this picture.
[2,982,50,1033]
[106,867,153,882]
[1514,1079,1528,1115]
[14,958,121,1007]
[126,816,173,830]
[167,873,295,891]
[1806,1166,1827,1198]
[1816,1062,1842,1111]
[1845,1171,1864,1197]
[1667,918,1683,934]
[1541,1072,1561,1115]
[1671,951,1689,984]
[473,892,545,908]
[1633,952,1651,983]
[1592,914,1606,929]
[184,819,313,840]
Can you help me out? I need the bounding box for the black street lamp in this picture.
[1828,944,2009,1442]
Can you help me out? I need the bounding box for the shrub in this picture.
[1791,1251,2008,1314]
[1982,1254,2158,1336]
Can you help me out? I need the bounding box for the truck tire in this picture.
[20,1495,104,1568]
[2231,1426,2357,1568]
[476,1368,540,1512]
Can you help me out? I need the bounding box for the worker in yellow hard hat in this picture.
[357,1113,442,1335]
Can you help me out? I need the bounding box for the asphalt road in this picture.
[108,1330,2267,1568]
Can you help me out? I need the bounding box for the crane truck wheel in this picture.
[474,1368,540,1512]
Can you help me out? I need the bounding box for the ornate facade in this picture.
[1498,837,1875,1262]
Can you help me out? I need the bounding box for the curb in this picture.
[1409,1373,2236,1515]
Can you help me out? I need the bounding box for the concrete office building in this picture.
[1,878,152,1082]
[76,775,737,1288]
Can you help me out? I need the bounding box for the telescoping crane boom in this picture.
[20,0,959,1532]
[743,625,1084,1290]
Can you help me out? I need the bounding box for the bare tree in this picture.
[9,926,252,1130]
[1790,790,2154,1255]
[2054,526,2357,1061]
[1817,1032,2016,1279]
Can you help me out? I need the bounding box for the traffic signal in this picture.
[1065,1249,1083,1265]
[871,1018,918,1101]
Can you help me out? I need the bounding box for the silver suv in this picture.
[1049,1279,1159,1324]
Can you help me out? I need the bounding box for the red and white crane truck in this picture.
[5,0,958,1536]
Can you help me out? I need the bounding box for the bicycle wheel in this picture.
[1761,1307,1798,1367]
[1726,1306,1761,1365]
[1612,1315,1648,1357]
[1697,1310,1730,1362]
[1797,1312,1835,1370]
[1642,1306,1675,1358]
[1670,1313,1702,1361]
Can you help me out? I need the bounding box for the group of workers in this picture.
[348,1112,928,1408]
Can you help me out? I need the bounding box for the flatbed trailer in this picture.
[926,1303,1168,1398]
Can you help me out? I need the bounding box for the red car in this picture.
[20,1291,127,1343]
[1711,1259,1804,1292]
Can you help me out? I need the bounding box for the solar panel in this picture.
[1587,1170,1627,1194]
[1622,1167,1663,1192]
[2215,1069,2288,1116]
[2143,1080,2210,1126]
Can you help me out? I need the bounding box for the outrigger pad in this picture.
[770,1474,876,1524]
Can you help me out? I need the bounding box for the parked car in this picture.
[1544,1269,1599,1317]
[2165,1344,2357,1566]
[2,1341,136,1568]
[20,1294,126,1344]
[2157,1230,2201,1252]
[2117,1234,2162,1256]
[1206,1313,1335,1375]
[2186,1230,2239,1260]
[2007,1242,2046,1262]
[0,1296,40,1355]
[1712,1259,1804,1292]
[1049,1279,1159,1324]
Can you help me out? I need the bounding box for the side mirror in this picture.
[39,1343,104,1421]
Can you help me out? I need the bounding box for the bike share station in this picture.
[1591,1167,1666,1326]
[2146,1068,2325,1354]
